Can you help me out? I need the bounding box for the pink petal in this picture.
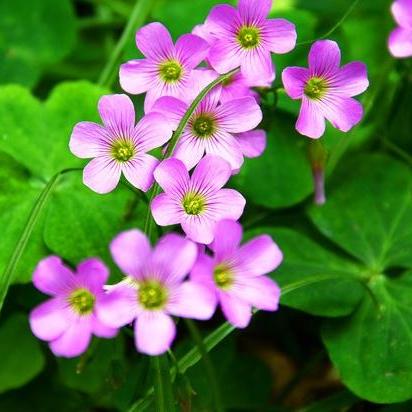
[136,22,174,60]
[331,62,369,97]
[151,193,184,226]
[76,258,109,292]
[241,49,275,86]
[144,85,165,113]
[191,155,232,192]
[206,189,246,222]
[282,66,309,99]
[264,18,297,54]
[121,154,158,192]
[134,112,173,151]
[173,132,206,170]
[216,96,262,133]
[135,311,176,355]
[110,229,151,276]
[98,94,135,131]
[30,299,71,341]
[308,40,341,77]
[175,33,210,68]
[83,157,121,194]
[49,316,92,358]
[150,96,188,130]
[219,292,252,328]
[319,96,364,133]
[232,276,280,311]
[167,281,217,319]
[91,314,118,338]
[236,129,267,158]
[154,158,190,195]
[209,39,242,74]
[190,252,215,286]
[204,131,244,171]
[238,0,272,20]
[205,5,238,36]
[237,235,283,276]
[95,284,139,328]
[33,256,75,296]
[69,122,109,159]
[389,27,412,58]
[391,0,412,28]
[152,234,198,282]
[119,59,157,95]
[210,219,242,258]
[181,215,216,245]
[296,98,326,139]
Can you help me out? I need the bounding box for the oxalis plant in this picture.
[0,0,412,410]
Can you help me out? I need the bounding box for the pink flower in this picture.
[150,87,262,171]
[151,155,246,244]
[191,220,282,328]
[29,257,117,358]
[282,40,369,139]
[203,0,296,85]
[119,22,209,112]
[96,230,215,355]
[219,71,260,104]
[69,94,172,194]
[388,0,412,58]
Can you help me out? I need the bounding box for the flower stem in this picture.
[143,68,240,240]
[152,355,176,412]
[97,0,155,88]
[307,140,328,206]
[0,168,81,312]
[184,319,225,412]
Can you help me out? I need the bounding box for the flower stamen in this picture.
[237,26,261,49]
[213,264,233,290]
[182,192,206,215]
[111,139,135,162]
[159,59,184,83]
[191,114,216,138]
[304,77,329,100]
[138,280,168,310]
[68,288,95,315]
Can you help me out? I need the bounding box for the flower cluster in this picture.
[32,0,371,357]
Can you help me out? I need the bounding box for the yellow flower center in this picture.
[159,59,183,83]
[68,288,95,315]
[213,264,233,290]
[237,26,261,49]
[191,114,216,138]
[182,192,206,215]
[138,280,168,310]
[111,139,135,162]
[304,77,329,100]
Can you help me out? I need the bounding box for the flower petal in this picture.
[331,62,369,97]
[173,132,206,170]
[76,258,109,292]
[190,252,215,286]
[264,18,297,54]
[119,59,157,95]
[207,189,246,222]
[241,48,275,86]
[237,235,283,276]
[168,281,217,319]
[98,94,135,131]
[216,96,262,133]
[150,96,188,130]
[205,5,238,36]
[91,314,118,338]
[191,155,232,192]
[95,284,139,328]
[33,256,75,296]
[219,292,252,328]
[210,219,242,258]
[175,33,210,68]
[282,66,309,99]
[308,40,341,77]
[154,158,190,195]
[238,0,272,20]
[83,157,121,194]
[69,122,109,159]
[135,311,176,355]
[388,27,412,58]
[232,276,280,311]
[151,193,184,226]
[152,234,198,282]
[122,154,158,192]
[296,98,326,139]
[110,229,151,276]
[29,299,71,341]
[236,129,266,158]
[136,22,174,60]
[181,215,216,245]
[49,316,92,358]
[134,112,173,152]
[391,0,412,28]
[209,39,242,74]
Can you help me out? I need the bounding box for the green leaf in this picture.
[309,154,412,270]
[323,272,412,403]
[0,313,45,393]
[232,115,313,208]
[0,81,107,179]
[0,0,76,87]
[246,227,364,317]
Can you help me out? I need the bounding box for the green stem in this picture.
[143,68,240,239]
[382,137,412,167]
[0,168,81,311]
[184,319,224,412]
[97,0,155,88]
[152,355,176,412]
[297,0,361,46]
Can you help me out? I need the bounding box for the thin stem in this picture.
[382,137,412,167]
[0,168,81,311]
[297,0,361,46]
[143,68,240,239]
[152,356,167,412]
[97,0,155,88]
[184,319,224,412]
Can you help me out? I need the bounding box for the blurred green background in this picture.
[1,0,412,411]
